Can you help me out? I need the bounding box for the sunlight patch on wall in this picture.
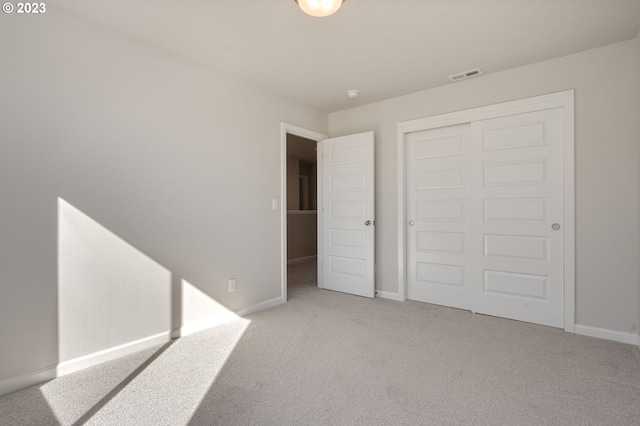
[180,279,241,336]
[48,198,251,424]
[57,198,172,364]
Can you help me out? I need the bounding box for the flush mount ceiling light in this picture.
[295,0,345,17]
[346,89,359,98]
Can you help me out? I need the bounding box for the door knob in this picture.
[552,223,561,231]
[409,220,415,226]
[365,220,372,226]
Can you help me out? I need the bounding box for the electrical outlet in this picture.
[228,278,236,292]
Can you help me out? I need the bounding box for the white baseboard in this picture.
[0,332,171,397]
[235,296,283,316]
[0,366,57,397]
[574,324,638,345]
[376,290,404,302]
[0,295,285,397]
[287,255,317,265]
[56,331,172,377]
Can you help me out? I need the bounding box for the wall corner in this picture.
[636,28,640,348]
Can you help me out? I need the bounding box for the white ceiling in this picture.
[49,0,640,113]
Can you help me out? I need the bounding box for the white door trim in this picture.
[396,90,575,332]
[280,123,328,303]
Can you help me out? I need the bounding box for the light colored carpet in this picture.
[287,258,318,289]
[1,261,639,425]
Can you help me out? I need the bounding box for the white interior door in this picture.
[321,132,375,298]
[470,108,564,327]
[406,124,471,309]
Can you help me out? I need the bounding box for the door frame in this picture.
[396,90,575,332]
[280,123,328,303]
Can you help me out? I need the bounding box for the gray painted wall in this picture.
[287,213,318,260]
[329,40,639,335]
[287,158,300,210]
[637,29,640,348]
[0,6,326,382]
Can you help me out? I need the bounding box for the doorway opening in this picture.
[280,123,327,303]
[286,134,319,294]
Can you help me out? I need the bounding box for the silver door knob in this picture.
[365,220,372,226]
[409,220,415,226]
[551,223,561,231]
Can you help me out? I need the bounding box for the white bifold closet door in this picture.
[407,108,565,328]
[470,108,564,327]
[406,124,472,310]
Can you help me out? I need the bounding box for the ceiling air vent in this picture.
[448,68,483,82]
